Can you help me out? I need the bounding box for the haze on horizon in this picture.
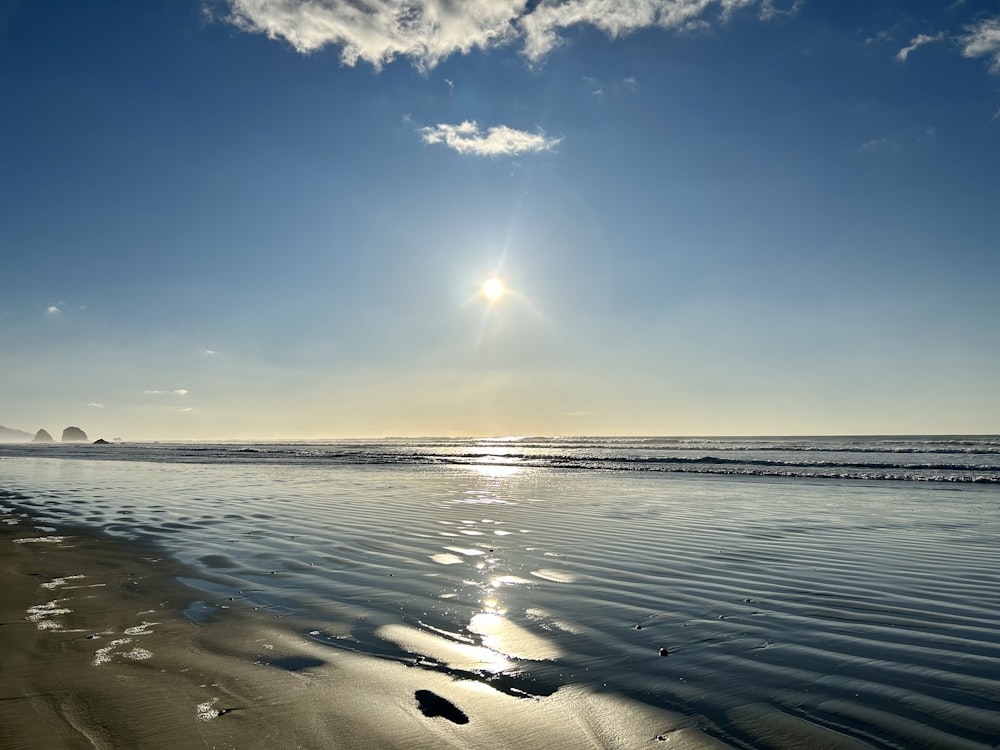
[1,1,998,442]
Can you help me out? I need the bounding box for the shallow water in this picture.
[3,456,999,748]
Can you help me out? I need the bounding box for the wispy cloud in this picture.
[896,33,944,62]
[860,126,935,153]
[962,17,1000,73]
[203,349,217,356]
[174,389,189,396]
[865,29,892,47]
[860,136,897,153]
[45,300,86,315]
[420,121,561,156]
[222,0,792,70]
[518,0,792,62]
[584,75,604,95]
[758,0,802,21]
[584,74,639,96]
[88,403,104,409]
[890,17,1000,74]
[144,389,190,396]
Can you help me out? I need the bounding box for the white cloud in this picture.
[46,306,60,315]
[144,389,189,396]
[225,0,522,71]
[896,33,943,62]
[144,389,165,395]
[88,403,104,409]
[203,349,217,355]
[420,120,561,156]
[520,0,775,62]
[174,389,189,396]
[962,17,1000,73]
[223,0,791,70]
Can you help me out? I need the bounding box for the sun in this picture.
[482,277,505,302]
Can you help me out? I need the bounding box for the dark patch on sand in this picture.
[266,656,325,672]
[415,690,469,724]
[198,553,241,569]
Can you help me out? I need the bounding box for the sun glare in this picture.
[483,278,505,301]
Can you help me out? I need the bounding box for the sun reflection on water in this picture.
[432,466,561,667]
[466,463,524,479]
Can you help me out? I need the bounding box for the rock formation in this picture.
[33,429,54,443]
[61,426,88,442]
[92,438,110,445]
[0,425,33,442]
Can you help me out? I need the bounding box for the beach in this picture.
[2,438,1000,748]
[1,514,718,749]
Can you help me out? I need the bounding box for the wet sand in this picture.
[4,457,1000,749]
[0,514,724,749]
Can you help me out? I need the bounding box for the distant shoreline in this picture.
[3,432,1000,444]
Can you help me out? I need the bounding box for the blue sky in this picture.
[1,0,998,439]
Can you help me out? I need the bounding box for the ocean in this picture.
[2,435,999,748]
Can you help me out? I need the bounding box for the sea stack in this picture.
[61,426,88,442]
[33,429,54,443]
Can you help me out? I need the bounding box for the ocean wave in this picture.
[2,436,999,483]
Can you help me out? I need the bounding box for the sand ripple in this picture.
[3,460,1000,748]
